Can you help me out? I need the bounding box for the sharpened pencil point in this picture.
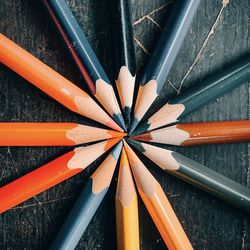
[111,141,123,160]
[113,113,127,132]
[129,118,140,135]
[131,121,151,136]
[105,137,123,151]
[109,130,127,138]
[126,139,145,153]
[131,131,152,142]
[123,106,132,130]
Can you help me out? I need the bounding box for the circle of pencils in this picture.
[0,0,249,249]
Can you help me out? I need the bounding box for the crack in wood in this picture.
[177,0,230,93]
[146,16,162,30]
[9,196,73,210]
[133,37,151,55]
[133,1,174,26]
[167,80,180,94]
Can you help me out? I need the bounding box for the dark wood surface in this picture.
[0,0,249,249]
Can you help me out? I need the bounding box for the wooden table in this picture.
[0,0,249,249]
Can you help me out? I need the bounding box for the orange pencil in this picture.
[0,138,121,214]
[115,148,140,250]
[0,122,126,146]
[0,34,122,132]
[132,120,250,146]
[124,141,193,250]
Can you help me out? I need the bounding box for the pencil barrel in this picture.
[173,57,250,119]
[171,152,250,212]
[0,151,81,213]
[139,184,193,250]
[50,179,108,250]
[43,0,109,92]
[0,123,76,146]
[181,121,250,146]
[140,0,201,91]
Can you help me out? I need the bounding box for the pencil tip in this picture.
[130,121,150,136]
[129,118,139,135]
[131,131,151,142]
[105,137,122,150]
[109,130,127,138]
[126,139,145,152]
[107,119,124,132]
[113,113,127,132]
[111,141,123,160]
[123,106,132,129]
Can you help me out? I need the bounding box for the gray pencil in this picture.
[50,142,122,250]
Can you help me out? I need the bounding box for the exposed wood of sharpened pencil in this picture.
[124,141,193,250]
[0,33,123,132]
[50,142,122,250]
[0,122,127,146]
[115,148,140,250]
[127,139,250,212]
[132,120,250,146]
[134,57,250,135]
[110,0,136,127]
[0,138,121,214]
[129,0,201,134]
[43,0,126,131]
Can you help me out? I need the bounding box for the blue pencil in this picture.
[130,0,201,134]
[50,141,123,250]
[43,0,126,131]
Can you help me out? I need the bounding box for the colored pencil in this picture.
[132,120,250,146]
[0,138,121,214]
[50,142,122,250]
[0,34,122,132]
[110,0,136,127]
[127,139,250,212]
[124,141,193,249]
[134,57,250,135]
[115,148,140,250]
[0,122,126,146]
[43,0,126,131]
[130,0,201,133]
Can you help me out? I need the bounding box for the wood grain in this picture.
[0,0,249,249]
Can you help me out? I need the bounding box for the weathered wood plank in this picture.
[0,0,249,249]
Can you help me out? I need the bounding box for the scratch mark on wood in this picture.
[146,16,162,30]
[241,227,246,250]
[133,1,174,26]
[177,0,230,92]
[167,192,180,197]
[10,196,73,210]
[33,196,51,221]
[6,147,52,221]
[134,37,151,55]
[167,80,180,94]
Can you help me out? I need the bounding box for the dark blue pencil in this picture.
[110,0,136,128]
[130,0,201,134]
[50,141,122,250]
[43,0,126,131]
[133,56,250,135]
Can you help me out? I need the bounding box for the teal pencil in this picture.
[50,141,122,250]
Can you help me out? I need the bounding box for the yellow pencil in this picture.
[115,148,140,250]
[124,141,193,250]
